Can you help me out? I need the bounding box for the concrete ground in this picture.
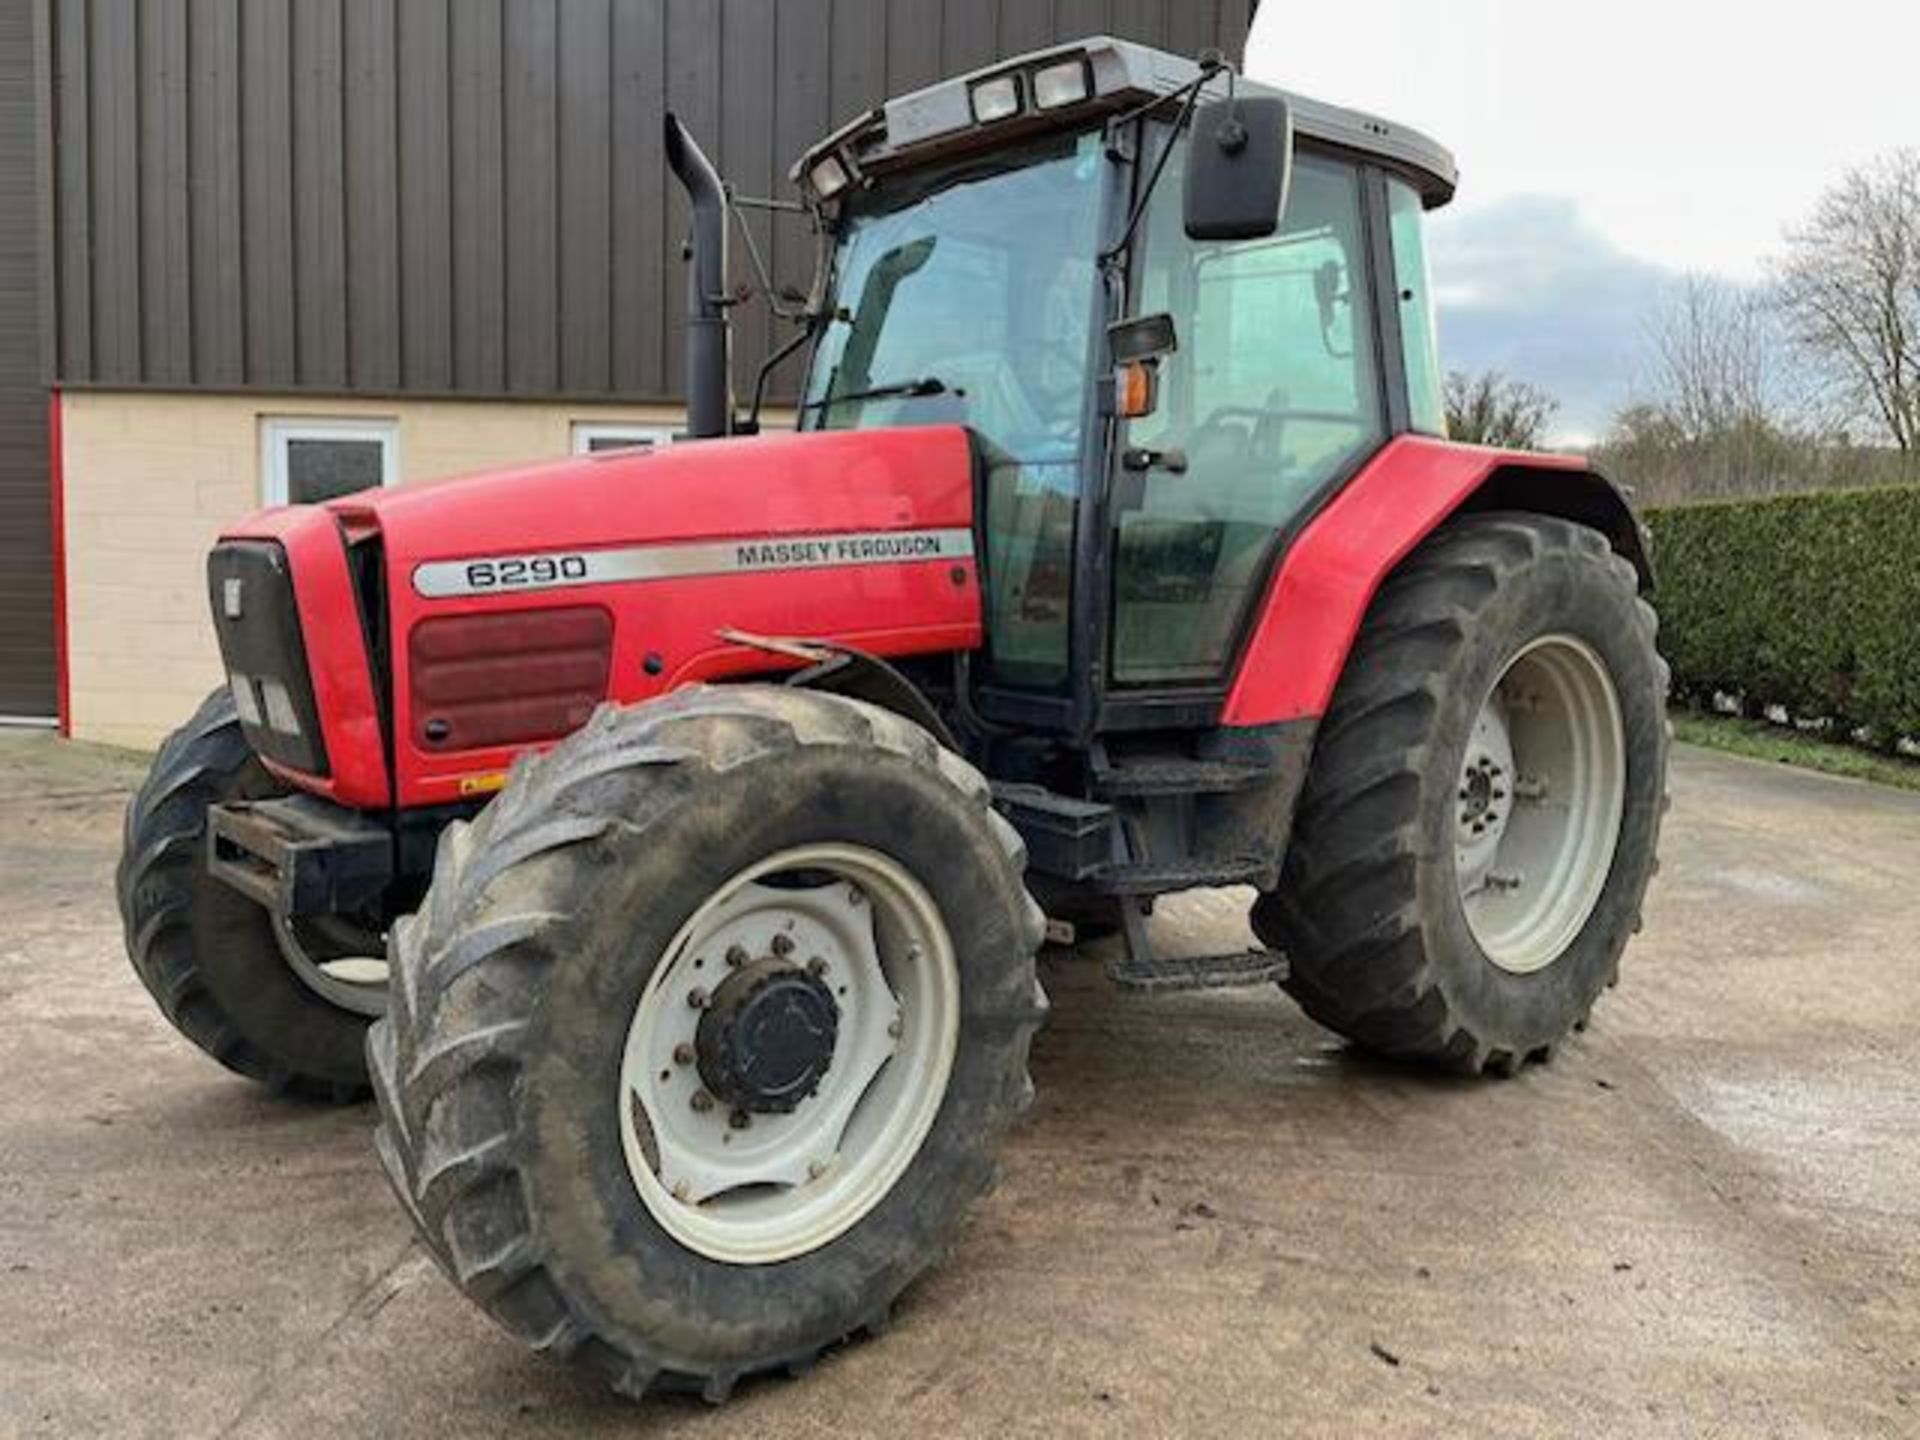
[1,731,1915,1439]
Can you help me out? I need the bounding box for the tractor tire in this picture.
[370,686,1047,1401]
[116,689,373,1100]
[1253,513,1668,1076]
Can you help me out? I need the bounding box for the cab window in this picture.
[1112,148,1384,686]
[1388,179,1446,436]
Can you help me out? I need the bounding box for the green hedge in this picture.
[1647,486,1920,746]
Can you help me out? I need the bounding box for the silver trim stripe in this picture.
[412,527,976,599]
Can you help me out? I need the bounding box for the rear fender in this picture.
[1221,436,1648,728]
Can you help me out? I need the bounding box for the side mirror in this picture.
[1183,96,1292,242]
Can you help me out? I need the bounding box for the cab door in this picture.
[1109,149,1387,688]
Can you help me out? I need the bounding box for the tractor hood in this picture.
[330,424,978,569]
[233,424,985,808]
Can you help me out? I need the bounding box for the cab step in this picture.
[1089,757,1271,798]
[1104,946,1288,994]
[1090,855,1272,895]
[1106,894,1287,993]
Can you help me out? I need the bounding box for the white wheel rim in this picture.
[272,914,389,1017]
[1454,634,1627,975]
[618,844,960,1265]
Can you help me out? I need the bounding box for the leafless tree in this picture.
[1443,369,1558,449]
[1602,274,1829,504]
[1775,149,1920,461]
[1644,274,1780,443]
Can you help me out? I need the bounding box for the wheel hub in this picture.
[1458,757,1504,828]
[696,959,838,1114]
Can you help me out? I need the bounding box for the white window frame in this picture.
[261,416,400,506]
[571,421,677,456]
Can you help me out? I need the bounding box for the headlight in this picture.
[809,154,850,202]
[1032,58,1090,111]
[969,74,1021,124]
[260,678,303,736]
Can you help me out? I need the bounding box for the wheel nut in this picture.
[808,1158,829,1180]
[807,956,828,978]
[848,886,865,907]
[771,932,795,957]
[726,944,748,968]
[887,1016,903,1039]
[672,1180,690,1201]
[687,986,709,1009]
[690,1090,714,1113]
[672,1042,695,1066]
[729,1109,751,1131]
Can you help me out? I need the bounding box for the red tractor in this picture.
[118,39,1666,1401]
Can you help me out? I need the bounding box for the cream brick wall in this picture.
[63,391,686,749]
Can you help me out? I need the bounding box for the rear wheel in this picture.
[1253,514,1668,1075]
[116,689,375,1099]
[370,686,1046,1400]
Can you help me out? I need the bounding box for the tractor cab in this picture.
[783,38,1456,733]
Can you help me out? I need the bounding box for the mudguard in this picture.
[1222,436,1648,728]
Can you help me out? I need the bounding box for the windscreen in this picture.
[802,129,1105,455]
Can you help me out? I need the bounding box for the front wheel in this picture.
[116,689,376,1099]
[1254,513,1669,1075]
[370,687,1047,1400]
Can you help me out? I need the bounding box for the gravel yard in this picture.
[1,731,1915,1438]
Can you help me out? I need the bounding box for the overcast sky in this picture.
[1246,0,1920,440]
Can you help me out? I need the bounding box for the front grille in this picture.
[206,540,330,777]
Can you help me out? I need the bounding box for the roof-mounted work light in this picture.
[1031,57,1091,110]
[969,73,1022,123]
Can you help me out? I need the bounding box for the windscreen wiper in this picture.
[800,376,956,410]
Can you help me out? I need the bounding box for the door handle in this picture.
[1121,446,1189,474]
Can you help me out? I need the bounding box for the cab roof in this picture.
[793,35,1458,209]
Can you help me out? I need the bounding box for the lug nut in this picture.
[887,1016,903,1039]
[729,1109,752,1131]
[672,1179,690,1201]
[690,1090,714,1113]
[726,944,748,968]
[807,956,828,978]
[808,1158,830,1180]
[848,886,865,907]
[672,1042,696,1066]
[771,932,795,957]
[687,986,709,1009]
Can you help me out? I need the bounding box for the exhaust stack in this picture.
[664,115,732,439]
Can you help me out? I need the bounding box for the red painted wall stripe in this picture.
[47,389,69,736]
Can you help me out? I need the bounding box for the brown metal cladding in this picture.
[40,0,1254,404]
[1,1,54,715]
